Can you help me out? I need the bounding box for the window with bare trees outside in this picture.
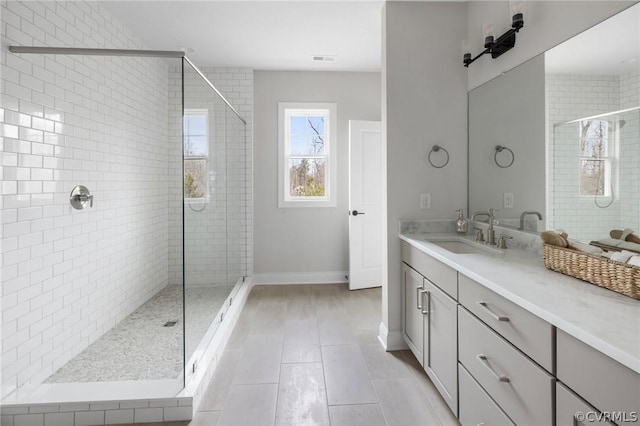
[184,110,208,201]
[278,103,337,207]
[579,120,613,197]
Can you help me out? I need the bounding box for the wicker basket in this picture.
[542,244,640,301]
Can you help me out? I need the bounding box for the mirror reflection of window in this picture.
[578,120,613,197]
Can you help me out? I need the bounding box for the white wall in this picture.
[467,1,635,89]
[469,54,546,221]
[167,67,253,287]
[382,2,468,348]
[1,1,173,397]
[253,71,380,283]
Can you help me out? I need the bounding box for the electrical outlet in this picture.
[420,193,431,209]
[504,192,514,209]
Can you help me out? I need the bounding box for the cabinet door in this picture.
[556,382,613,426]
[424,279,458,414]
[402,263,424,365]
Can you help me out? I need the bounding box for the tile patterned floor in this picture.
[187,284,460,426]
[46,284,235,383]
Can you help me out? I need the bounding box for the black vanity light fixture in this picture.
[463,0,525,67]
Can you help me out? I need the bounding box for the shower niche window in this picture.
[184,109,209,200]
[578,120,614,197]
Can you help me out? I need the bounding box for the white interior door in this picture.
[348,120,383,290]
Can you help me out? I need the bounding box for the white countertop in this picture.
[399,232,640,374]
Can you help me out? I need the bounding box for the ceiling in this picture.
[101,1,639,75]
[100,1,385,72]
[545,3,640,75]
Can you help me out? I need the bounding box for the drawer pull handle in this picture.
[476,354,510,383]
[421,290,430,315]
[477,301,509,322]
[416,285,423,310]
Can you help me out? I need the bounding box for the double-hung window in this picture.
[578,119,613,197]
[183,109,209,201]
[278,102,337,208]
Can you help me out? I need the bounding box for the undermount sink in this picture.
[428,239,502,255]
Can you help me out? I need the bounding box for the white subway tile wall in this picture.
[0,397,192,426]
[547,73,639,240]
[1,0,254,409]
[1,0,176,398]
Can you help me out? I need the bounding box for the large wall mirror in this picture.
[468,3,640,241]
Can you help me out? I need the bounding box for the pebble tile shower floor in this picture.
[45,285,235,383]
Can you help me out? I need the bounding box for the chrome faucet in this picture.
[471,211,490,221]
[519,211,543,230]
[471,209,499,245]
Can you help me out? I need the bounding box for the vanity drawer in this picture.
[557,330,640,418]
[459,362,514,426]
[458,274,553,372]
[556,381,613,426]
[401,241,457,298]
[458,306,554,426]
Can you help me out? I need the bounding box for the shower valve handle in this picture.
[70,185,94,210]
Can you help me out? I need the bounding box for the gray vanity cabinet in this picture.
[401,237,639,426]
[458,307,554,425]
[401,242,458,415]
[401,263,425,365]
[423,278,458,414]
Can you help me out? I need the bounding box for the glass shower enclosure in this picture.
[0,46,249,406]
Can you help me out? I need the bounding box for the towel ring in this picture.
[428,145,449,169]
[494,145,514,168]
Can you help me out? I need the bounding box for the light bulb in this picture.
[462,40,471,55]
[462,40,472,65]
[482,23,495,48]
[510,0,525,29]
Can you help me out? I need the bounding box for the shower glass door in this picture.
[182,59,247,379]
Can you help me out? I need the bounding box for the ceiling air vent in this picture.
[313,55,336,62]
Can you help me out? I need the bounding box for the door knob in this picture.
[351,210,365,216]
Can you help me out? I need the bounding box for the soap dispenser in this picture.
[456,209,469,234]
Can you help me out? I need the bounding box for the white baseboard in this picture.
[378,322,408,351]
[254,271,348,285]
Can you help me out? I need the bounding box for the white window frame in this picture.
[278,102,337,208]
[184,108,209,203]
[577,119,614,198]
